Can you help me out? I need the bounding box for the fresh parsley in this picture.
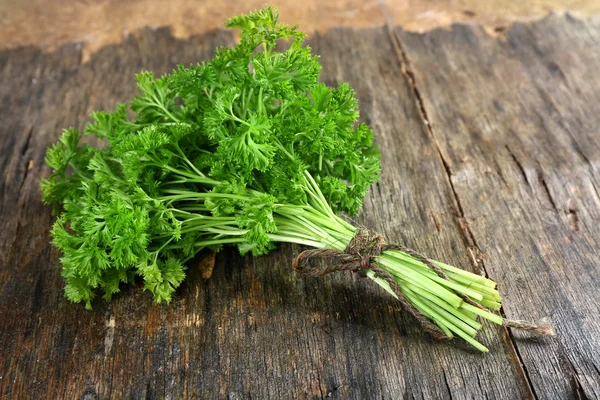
[42,6,528,351]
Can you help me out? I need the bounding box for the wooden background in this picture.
[1,1,600,399]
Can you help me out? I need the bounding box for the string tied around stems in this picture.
[291,227,555,339]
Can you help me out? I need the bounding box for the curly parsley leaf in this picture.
[42,5,380,306]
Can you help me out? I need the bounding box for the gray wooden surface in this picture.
[1,14,599,399]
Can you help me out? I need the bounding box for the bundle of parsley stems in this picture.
[41,6,548,352]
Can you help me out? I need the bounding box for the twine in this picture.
[292,228,554,339]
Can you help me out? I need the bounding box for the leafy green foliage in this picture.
[41,6,380,307]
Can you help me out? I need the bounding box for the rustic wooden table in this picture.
[1,2,600,399]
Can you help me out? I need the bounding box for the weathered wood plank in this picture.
[397,14,600,399]
[1,15,596,399]
[0,26,528,399]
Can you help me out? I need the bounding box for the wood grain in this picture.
[0,14,599,399]
[397,14,600,398]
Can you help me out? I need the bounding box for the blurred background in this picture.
[1,0,597,60]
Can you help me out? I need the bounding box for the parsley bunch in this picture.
[42,6,511,351]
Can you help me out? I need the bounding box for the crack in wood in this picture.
[375,181,383,199]
[505,145,530,187]
[382,18,539,399]
[567,201,580,232]
[569,137,592,166]
[499,321,539,400]
[590,178,600,202]
[6,126,36,265]
[441,370,453,399]
[324,383,342,398]
[492,159,508,185]
[383,23,487,266]
[476,373,490,400]
[17,126,34,196]
[314,358,325,399]
[559,349,590,400]
[303,282,325,400]
[431,212,441,233]
[507,139,561,214]
[593,363,600,378]
[105,311,116,399]
[532,85,592,168]
[536,171,557,210]
[545,61,569,85]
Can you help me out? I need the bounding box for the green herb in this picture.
[41,6,551,351]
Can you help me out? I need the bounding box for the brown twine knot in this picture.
[292,228,448,340]
[292,228,555,340]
